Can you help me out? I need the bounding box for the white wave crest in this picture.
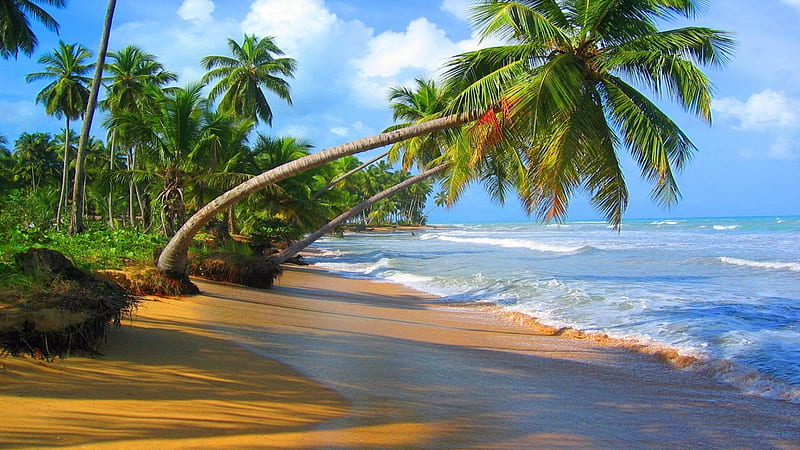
[713,225,740,230]
[431,235,591,253]
[652,220,680,225]
[719,257,800,272]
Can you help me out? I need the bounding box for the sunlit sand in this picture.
[2,266,798,448]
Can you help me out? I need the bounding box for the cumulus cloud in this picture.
[441,0,472,21]
[713,90,800,130]
[350,17,492,105]
[112,10,238,85]
[241,0,338,53]
[177,0,215,23]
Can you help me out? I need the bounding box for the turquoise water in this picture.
[309,216,800,402]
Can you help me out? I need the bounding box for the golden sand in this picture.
[2,266,798,448]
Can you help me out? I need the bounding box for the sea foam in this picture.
[720,257,800,272]
[425,235,592,254]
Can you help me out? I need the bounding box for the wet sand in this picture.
[2,266,799,448]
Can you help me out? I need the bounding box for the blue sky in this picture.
[1,0,799,223]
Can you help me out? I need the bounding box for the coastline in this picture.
[2,265,798,447]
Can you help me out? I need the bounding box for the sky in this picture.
[1,0,799,223]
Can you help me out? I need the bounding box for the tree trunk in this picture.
[311,149,389,200]
[55,119,70,231]
[274,164,448,264]
[107,132,115,229]
[69,0,116,235]
[156,111,479,277]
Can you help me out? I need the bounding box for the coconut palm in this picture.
[70,0,116,235]
[12,131,59,192]
[388,78,456,171]
[0,0,66,59]
[109,82,241,236]
[102,45,177,228]
[444,0,734,226]
[201,34,297,125]
[157,109,479,280]
[26,40,93,228]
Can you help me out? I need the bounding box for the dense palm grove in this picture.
[0,36,435,258]
[1,0,733,276]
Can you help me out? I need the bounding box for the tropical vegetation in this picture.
[0,0,732,292]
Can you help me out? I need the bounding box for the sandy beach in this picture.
[2,266,799,448]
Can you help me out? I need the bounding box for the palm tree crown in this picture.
[0,0,66,58]
[26,40,93,120]
[102,45,177,115]
[201,34,297,125]
[445,0,734,226]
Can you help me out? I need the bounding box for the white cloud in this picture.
[781,0,800,10]
[441,0,472,21]
[767,137,799,160]
[177,0,215,23]
[330,126,349,137]
[241,0,338,53]
[350,17,491,105]
[112,13,239,85]
[713,90,800,130]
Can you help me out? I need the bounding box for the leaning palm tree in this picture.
[0,0,66,59]
[201,34,297,125]
[159,0,731,284]
[26,40,93,229]
[444,0,734,227]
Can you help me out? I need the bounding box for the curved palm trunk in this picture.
[311,149,389,200]
[69,0,116,235]
[157,111,479,277]
[55,119,70,230]
[275,163,448,264]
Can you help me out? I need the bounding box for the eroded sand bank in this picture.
[2,266,798,448]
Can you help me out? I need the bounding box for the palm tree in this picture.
[201,34,297,125]
[103,44,177,228]
[275,163,449,263]
[70,0,116,235]
[157,110,479,280]
[26,40,93,228]
[110,82,236,236]
[0,0,66,59]
[12,131,59,193]
[444,0,734,227]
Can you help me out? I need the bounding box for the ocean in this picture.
[308,216,800,403]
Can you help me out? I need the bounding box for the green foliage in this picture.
[43,227,166,270]
[248,218,303,244]
[0,190,54,245]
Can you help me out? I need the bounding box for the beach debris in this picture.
[190,252,282,289]
[0,248,140,359]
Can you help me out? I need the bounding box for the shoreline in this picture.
[2,265,798,447]
[316,261,800,404]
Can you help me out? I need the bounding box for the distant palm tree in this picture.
[201,34,297,125]
[103,44,176,228]
[13,131,58,192]
[26,40,92,228]
[444,0,735,226]
[0,0,66,59]
[110,83,239,236]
